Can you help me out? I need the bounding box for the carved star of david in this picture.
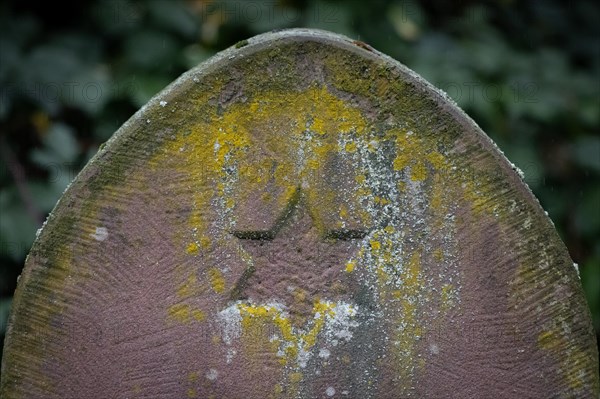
[229,188,367,327]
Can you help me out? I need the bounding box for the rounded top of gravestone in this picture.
[2,29,598,399]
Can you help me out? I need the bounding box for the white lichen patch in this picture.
[322,301,359,342]
[217,304,243,363]
[205,368,219,380]
[90,226,108,241]
[429,343,439,355]
[217,304,242,345]
[318,348,331,359]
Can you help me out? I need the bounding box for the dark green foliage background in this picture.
[1,0,598,365]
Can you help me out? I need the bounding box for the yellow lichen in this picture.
[345,261,356,273]
[374,196,390,205]
[339,204,348,219]
[168,304,191,323]
[383,249,424,392]
[191,308,206,322]
[390,128,449,185]
[199,236,211,248]
[186,242,199,255]
[154,85,370,251]
[292,288,307,303]
[410,161,427,181]
[177,274,198,298]
[440,284,455,310]
[237,299,339,367]
[289,372,303,383]
[146,82,468,394]
[537,329,592,390]
[538,331,557,349]
[370,240,381,251]
[208,267,225,294]
[167,303,205,324]
[426,151,446,170]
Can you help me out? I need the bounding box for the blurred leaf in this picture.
[0,187,38,261]
[110,74,142,101]
[31,123,79,167]
[124,30,179,69]
[148,0,198,38]
[0,12,39,48]
[50,33,104,64]
[18,45,87,115]
[63,66,111,116]
[388,1,424,41]
[84,146,100,164]
[580,259,600,329]
[91,0,143,35]
[242,1,300,33]
[578,98,600,127]
[571,73,600,126]
[536,185,568,222]
[22,45,85,85]
[29,180,70,212]
[304,1,354,37]
[464,32,509,77]
[128,74,171,107]
[50,168,77,195]
[0,297,12,336]
[572,136,600,173]
[574,186,600,237]
[29,149,57,169]
[44,123,79,163]
[94,117,122,141]
[182,44,214,69]
[0,38,21,82]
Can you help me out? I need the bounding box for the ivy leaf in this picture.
[30,123,79,169]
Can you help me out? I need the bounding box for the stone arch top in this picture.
[1,29,598,399]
